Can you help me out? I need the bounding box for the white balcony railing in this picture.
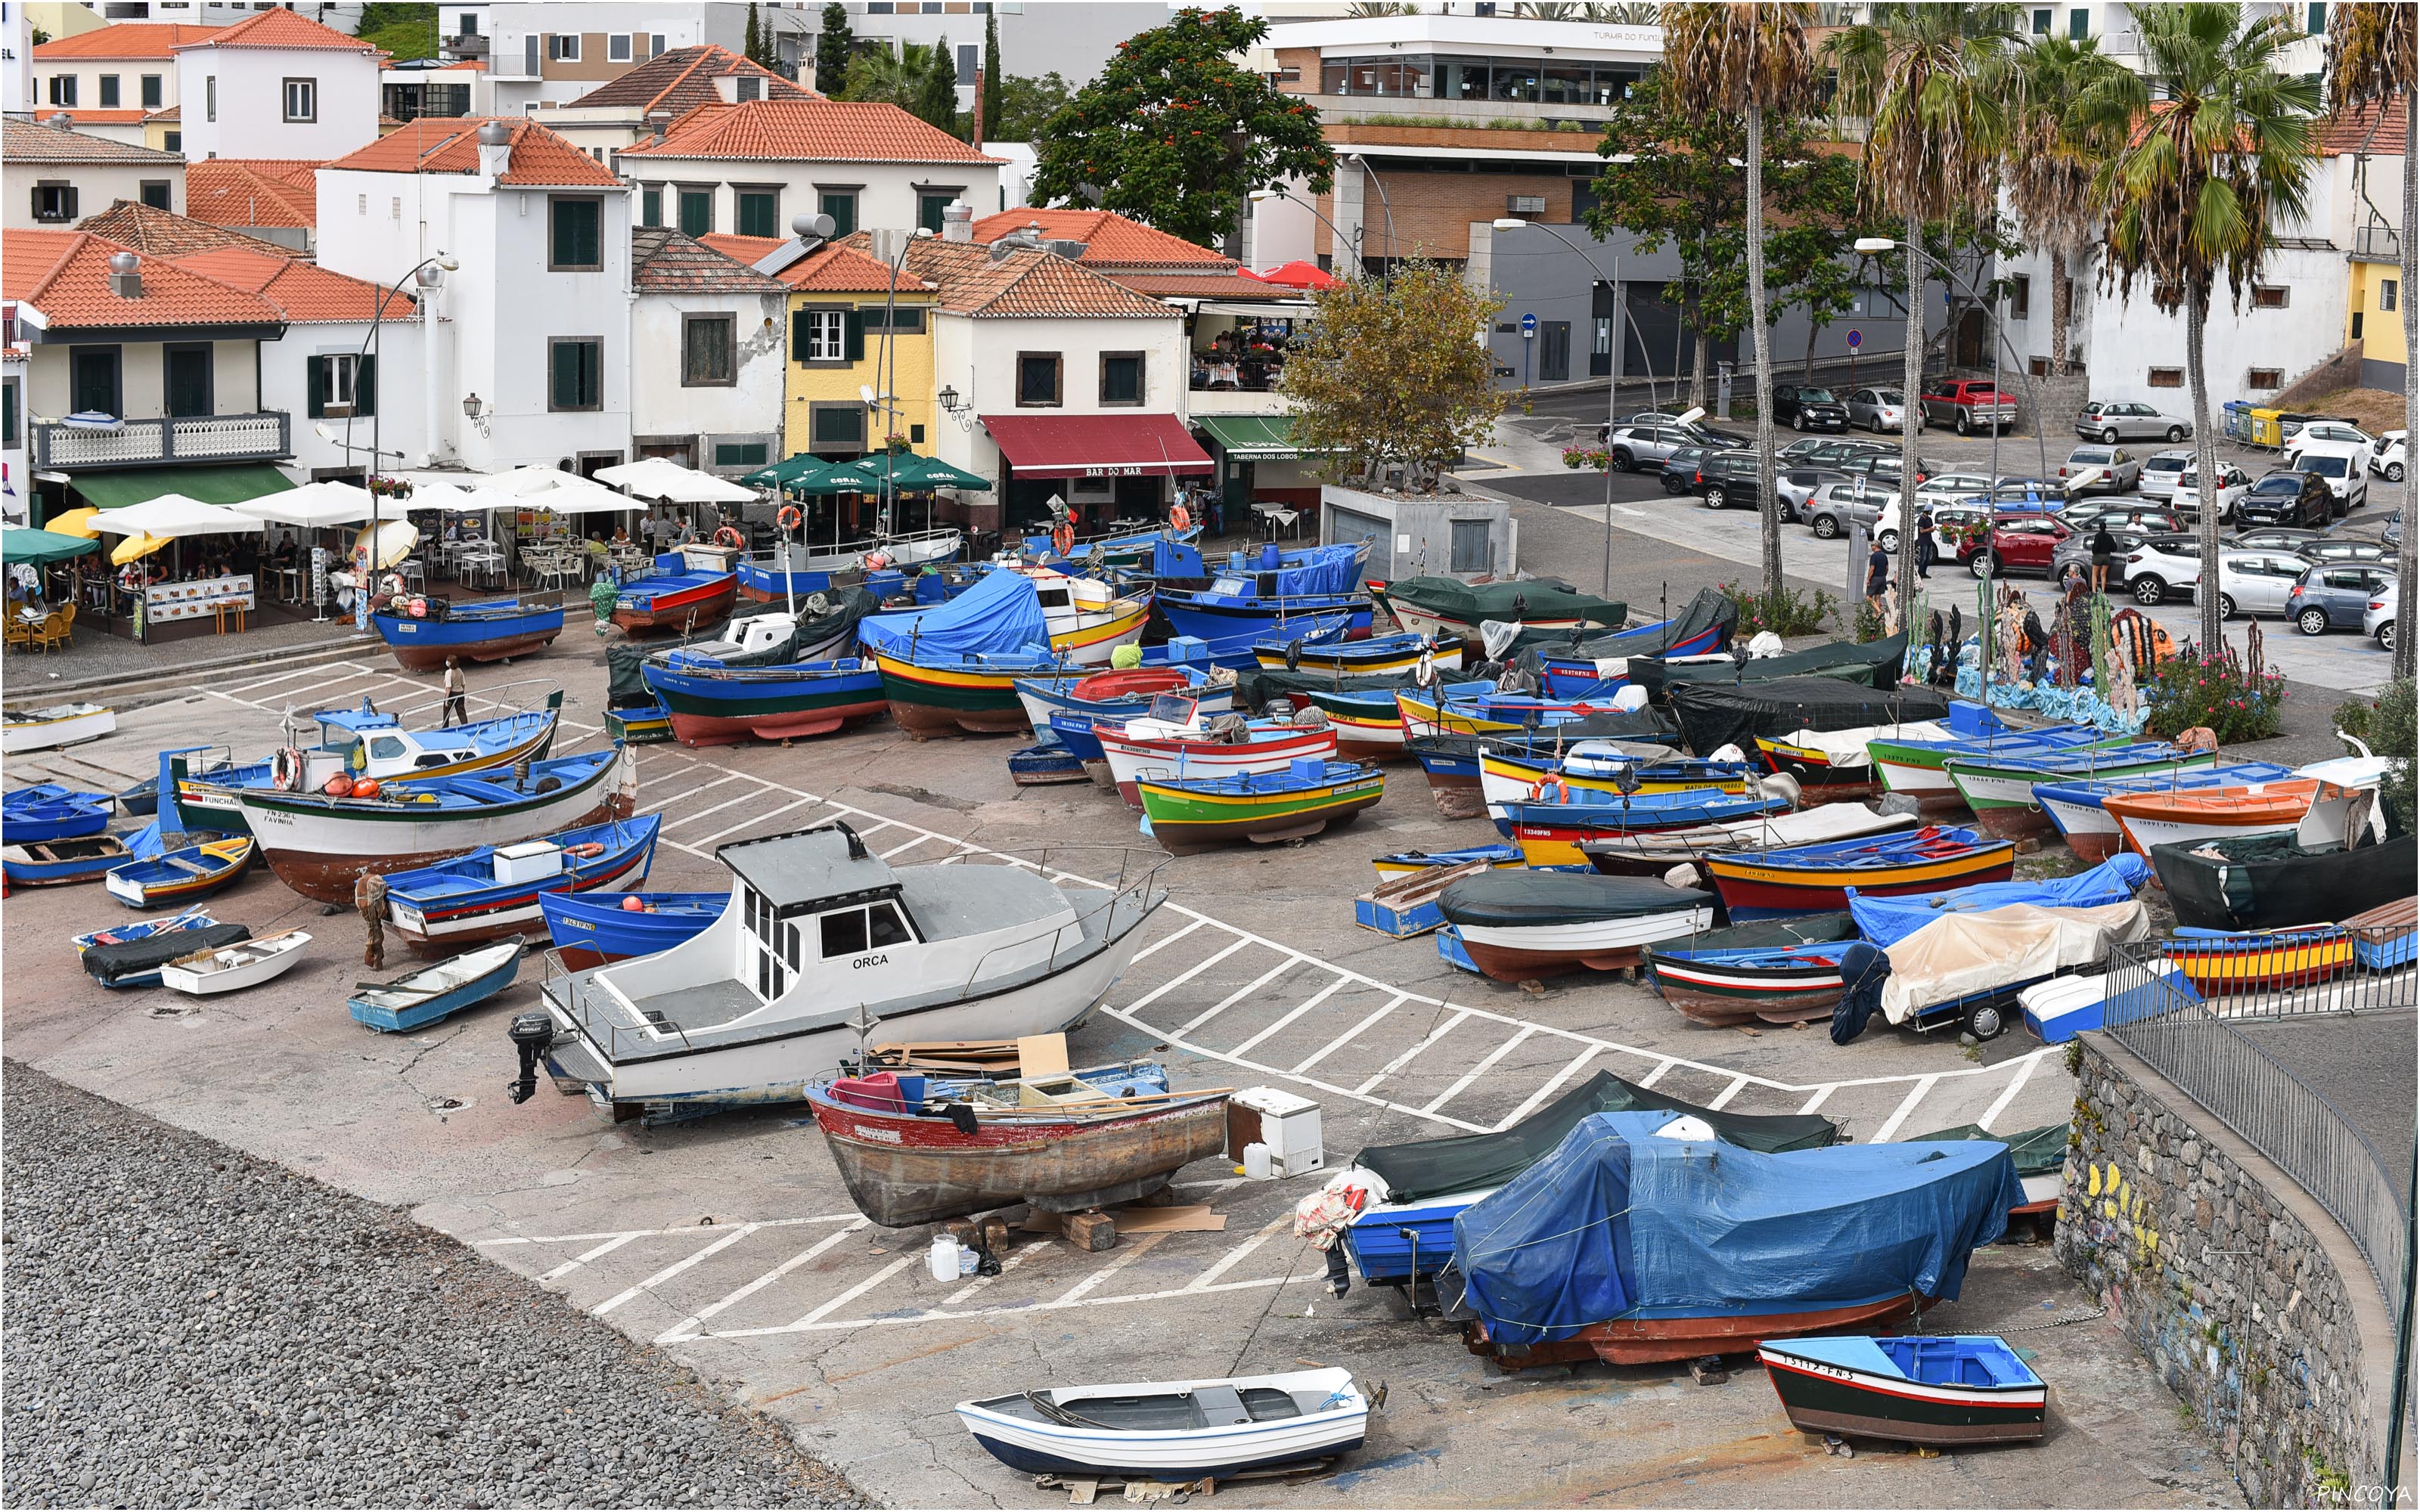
[32,411,290,471]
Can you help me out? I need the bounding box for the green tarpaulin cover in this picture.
[1385,575,1624,630]
[1912,1121,2069,1177]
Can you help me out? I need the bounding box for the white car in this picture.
[2171,463,2253,524]
[2288,420,2376,455]
[2137,449,2194,500]
[2367,579,2398,652]
[2120,535,2204,605]
[1912,471,2001,510]
[2371,429,2407,483]
[2212,549,2316,619]
[2290,444,2369,516]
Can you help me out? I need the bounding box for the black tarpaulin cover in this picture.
[1913,1120,2070,1177]
[80,923,252,985]
[2150,832,2417,931]
[1630,631,1911,701]
[1438,871,1711,928]
[1668,676,1951,758]
[1354,1069,1841,1206]
[1406,711,1684,764]
[1385,575,1624,629]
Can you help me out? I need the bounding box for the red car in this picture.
[1956,513,2073,579]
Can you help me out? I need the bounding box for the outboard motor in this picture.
[507,1012,556,1104]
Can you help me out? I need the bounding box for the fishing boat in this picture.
[1944,739,2220,841]
[1456,1113,2021,1368]
[540,889,726,968]
[104,834,256,909]
[3,833,133,886]
[2150,831,2418,933]
[372,597,565,671]
[1754,721,1952,804]
[380,816,659,956]
[643,655,886,747]
[861,570,1085,736]
[1099,714,1339,810]
[1909,1121,2070,1219]
[1437,872,1715,980]
[76,911,249,988]
[513,822,1168,1119]
[1584,803,1919,878]
[1252,631,1459,677]
[805,1066,1227,1227]
[957,1367,1370,1482]
[737,528,961,600]
[1008,737,1092,786]
[163,692,564,835]
[1156,539,1374,648]
[1843,855,2151,947]
[1283,686,1407,761]
[1396,685,1637,741]
[1866,723,2121,810]
[1477,745,1754,818]
[231,745,636,905]
[1702,827,2016,921]
[1371,844,1523,880]
[1495,789,1790,869]
[2034,762,2297,864]
[1379,575,1622,643]
[157,928,312,996]
[1012,662,1233,737]
[1758,1336,2046,1446]
[1403,714,1679,820]
[1669,678,1961,771]
[602,698,673,744]
[1,702,116,752]
[2,784,112,844]
[1017,566,1153,665]
[2349,897,2418,972]
[1869,898,2152,1040]
[1137,761,1383,854]
[348,936,526,1033]
[1642,913,1863,1026]
[1035,521,1198,573]
[611,556,739,634]
[1528,595,1738,700]
[2102,779,2349,857]
[2161,926,2355,992]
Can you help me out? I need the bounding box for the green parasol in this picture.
[788,459,886,495]
[889,454,992,491]
[741,453,831,488]
[2,527,102,565]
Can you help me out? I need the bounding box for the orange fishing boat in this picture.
[2161,927,2356,992]
[2101,780,2322,857]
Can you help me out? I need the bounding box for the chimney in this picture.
[941,200,975,243]
[1046,240,1087,262]
[647,110,669,144]
[476,119,513,179]
[46,111,72,131]
[107,251,141,299]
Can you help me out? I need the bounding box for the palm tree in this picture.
[2075,2,2319,653]
[1829,4,2017,636]
[2007,36,2123,376]
[1664,2,1814,603]
[2328,1,2416,680]
[841,42,926,108]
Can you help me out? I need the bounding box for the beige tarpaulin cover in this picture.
[1880,900,2152,1024]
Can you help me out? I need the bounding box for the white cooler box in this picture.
[1224,1087,1324,1178]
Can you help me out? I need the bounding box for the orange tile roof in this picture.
[33,22,222,59]
[172,8,377,51]
[700,234,940,294]
[169,245,415,322]
[2,228,281,328]
[187,160,320,230]
[324,117,622,187]
[42,109,156,126]
[78,200,279,257]
[622,99,1003,166]
[566,44,817,116]
[630,227,790,293]
[2319,96,2409,157]
[852,234,1176,321]
[970,209,1232,270]
[2,118,183,163]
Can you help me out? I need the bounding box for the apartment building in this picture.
[479,2,822,114]
[539,42,814,163]
[626,225,790,475]
[170,8,382,162]
[819,2,1165,113]
[29,20,210,143]
[5,116,182,228]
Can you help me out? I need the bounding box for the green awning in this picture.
[70,463,298,510]
[2,527,101,565]
[1195,414,1327,461]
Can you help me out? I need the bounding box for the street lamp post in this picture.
[347,253,455,628]
[1248,186,1369,278]
[1339,153,1396,275]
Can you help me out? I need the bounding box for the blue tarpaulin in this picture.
[1848,855,2150,947]
[1197,541,1364,600]
[858,565,1049,661]
[1454,1113,2021,1346]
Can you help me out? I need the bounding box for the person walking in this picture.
[2090,523,2118,595]
[1914,510,1938,580]
[441,656,467,727]
[355,871,389,970]
[1865,538,1890,617]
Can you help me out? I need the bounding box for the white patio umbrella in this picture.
[242,480,377,528]
[527,480,644,516]
[484,465,594,499]
[594,455,755,505]
[405,482,522,514]
[86,494,265,538]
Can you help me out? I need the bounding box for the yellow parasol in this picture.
[349,519,419,570]
[110,531,173,565]
[46,507,101,539]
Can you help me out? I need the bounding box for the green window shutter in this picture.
[680,191,711,237]
[792,308,812,364]
[552,342,577,408]
[844,309,864,363]
[357,355,377,418]
[306,356,325,418]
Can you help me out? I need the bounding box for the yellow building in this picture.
[2347,249,2406,394]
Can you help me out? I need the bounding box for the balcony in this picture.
[2353,224,2402,264]
[442,31,489,58]
[33,412,290,472]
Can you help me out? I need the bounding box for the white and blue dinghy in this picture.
[957,1366,1372,1482]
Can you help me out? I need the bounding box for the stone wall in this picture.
[2056,1035,2400,1507]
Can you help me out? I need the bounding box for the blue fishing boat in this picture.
[76,909,246,988]
[540,889,726,968]
[2033,761,2297,864]
[4,832,135,886]
[642,655,887,747]
[612,555,738,635]
[2,784,112,844]
[1008,736,1091,786]
[371,596,566,671]
[1011,657,1233,735]
[380,815,660,957]
[348,937,526,1033]
[1534,617,1736,699]
[1022,522,1202,572]
[1643,914,1864,1026]
[1759,1335,2046,1445]
[1494,786,1792,866]
[1704,826,2017,920]
[104,834,256,909]
[1251,630,1457,677]
[1370,843,1523,880]
[1153,539,1373,646]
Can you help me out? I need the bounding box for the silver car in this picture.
[2213,550,2313,619]
[1846,387,1921,433]
[1801,479,1898,541]
[2075,399,2193,444]
[1604,424,1696,472]
[1777,465,1848,522]
[2060,445,2142,494]
[2138,448,2194,500]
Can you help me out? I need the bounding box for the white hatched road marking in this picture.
[540,1232,641,1283]
[1289,993,1405,1075]
[1798,1085,1836,1116]
[1225,976,1350,1059]
[1175,956,1304,1036]
[591,1221,762,1316]
[1419,1024,1533,1114]
[1493,1046,1597,1131]
[1978,1048,2045,1132]
[789,1256,918,1330]
[1357,1008,1475,1095]
[1705,1075,1751,1111]
[1119,938,1250,1017]
[1871,1075,1941,1143]
[655,1219,869,1344]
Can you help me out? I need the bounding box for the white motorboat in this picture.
[519,821,1167,1119]
[957,1367,1370,1481]
[1013,565,1152,666]
[2,702,116,752]
[158,929,312,996]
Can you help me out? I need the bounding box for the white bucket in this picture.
[926,1235,961,1282]
[1243,1142,1275,1181]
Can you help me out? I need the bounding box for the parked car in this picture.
[2285,420,2375,460]
[1780,435,1894,464]
[2387,507,2403,550]
[2235,470,2334,529]
[2213,549,2316,619]
[1606,424,1696,472]
[1976,478,2075,514]
[2288,562,2396,635]
[1690,449,1763,510]
[2137,449,2195,500]
[1910,470,2000,509]
[1658,445,1709,495]
[2290,445,2369,516]
[1845,387,1922,433]
[2062,503,2184,537]
[2368,429,2406,482]
[1802,479,1897,541]
[2226,527,2323,553]
[2366,579,2398,651]
[2297,536,2394,567]
[2171,462,2254,524]
[1922,380,2018,435]
[2121,534,2206,605]
[2076,399,2192,444]
[1776,464,1848,519]
[1957,514,2073,578]
[1772,383,1851,432]
[2052,525,2152,589]
[2059,445,2142,495]
[1838,452,1938,487]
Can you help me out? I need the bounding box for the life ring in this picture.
[271,746,304,793]
[1169,501,1193,531]
[715,525,745,550]
[1050,522,1075,557]
[563,842,605,859]
[1528,775,1570,804]
[777,504,803,533]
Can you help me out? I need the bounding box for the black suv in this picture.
[1690,449,1764,510]
[1772,383,1851,432]
[2235,470,2333,529]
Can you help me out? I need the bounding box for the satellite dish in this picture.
[859,383,879,407]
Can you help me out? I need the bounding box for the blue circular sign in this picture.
[1520,313,1538,337]
[1846,329,1863,349]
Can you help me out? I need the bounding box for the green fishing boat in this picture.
[1942,740,2218,841]
[1137,761,1385,854]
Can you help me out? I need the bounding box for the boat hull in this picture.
[1947,752,2217,841]
[1,705,116,752]
[386,835,654,956]
[1448,905,1716,981]
[3,838,130,885]
[873,652,1082,737]
[1703,844,2015,921]
[644,665,887,747]
[539,890,724,967]
[1466,1296,1934,1368]
[1645,946,1852,1025]
[170,712,562,836]
[1758,1344,2046,1445]
[104,838,256,909]
[612,575,737,634]
[349,947,523,1033]
[374,606,566,671]
[158,934,309,996]
[1138,774,1384,854]
[1102,727,1339,810]
[2162,930,2355,991]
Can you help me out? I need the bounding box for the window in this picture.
[2247,367,2284,389]
[2010,274,2030,319]
[46,75,75,106]
[1,379,14,449]
[1016,352,1063,407]
[2382,278,2400,312]
[735,73,761,101]
[2028,355,2051,377]
[819,907,870,959]
[1449,519,1492,574]
[608,32,631,61]
[308,352,374,417]
[138,180,172,210]
[650,33,666,57]
[2351,311,2366,339]
[681,314,737,386]
[29,183,77,223]
[864,305,923,333]
[1099,352,1143,405]
[2067,6,2087,39]
[957,42,978,84]
[281,77,316,122]
[165,132,178,152]
[2031,6,2051,33]
[141,74,163,108]
[2147,367,2183,389]
[69,346,121,418]
[523,34,539,75]
[917,193,956,233]
[550,33,579,60]
[549,196,602,269]
[206,75,216,121]
[99,74,120,107]
[459,12,479,36]
[818,189,858,235]
[735,187,779,238]
[548,338,603,411]
[2251,285,2288,309]
[2307,1,2326,33]
[714,440,770,467]
[678,186,712,237]
[640,186,662,226]
[809,403,865,450]
[793,307,849,364]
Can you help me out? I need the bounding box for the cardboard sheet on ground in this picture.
[1022,1204,1227,1235]
[1880,900,2151,1024]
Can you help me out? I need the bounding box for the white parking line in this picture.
[477,1214,858,1247]
[1357,1008,1475,1095]
[540,1232,642,1283]
[662,785,766,830]
[1977,1048,2049,1132]
[693,796,819,848]
[879,835,933,860]
[1049,1233,1165,1306]
[1131,917,1208,962]
[1492,1047,1597,1131]
[1174,956,1303,1036]
[1870,1075,1940,1143]
[591,1222,762,1316]
[1225,976,1350,1059]
[1292,993,1405,1075]
[1419,1025,1533,1114]
[788,1256,917,1330]
[1637,1059,1675,1089]
[1186,1216,1292,1292]
[1119,938,1250,1017]
[1798,1085,1835,1116]
[1705,1074,1751,1111]
[656,1219,869,1343]
[650,773,742,810]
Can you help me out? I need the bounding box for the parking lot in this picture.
[2,647,2252,1508]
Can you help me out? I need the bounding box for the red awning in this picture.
[982,414,1215,477]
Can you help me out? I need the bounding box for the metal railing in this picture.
[2354,224,2403,263]
[2101,936,2412,1306]
[31,411,289,471]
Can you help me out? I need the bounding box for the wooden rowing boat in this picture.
[159,928,312,996]
[1759,1335,2046,1446]
[1137,761,1382,854]
[103,834,256,909]
[1700,826,2015,921]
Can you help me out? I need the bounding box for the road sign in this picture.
[1520,313,1537,339]
[1846,329,1863,350]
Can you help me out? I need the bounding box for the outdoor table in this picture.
[1252,502,1304,542]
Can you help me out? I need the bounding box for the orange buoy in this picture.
[351,778,380,799]
[621,895,645,912]
[322,775,354,797]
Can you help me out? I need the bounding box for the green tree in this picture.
[2007,36,2124,376]
[917,31,960,135]
[744,3,762,67]
[842,44,923,109]
[1030,7,1333,248]
[357,2,438,63]
[981,10,1004,141]
[991,73,1074,142]
[2074,2,2319,652]
[1282,262,1504,494]
[2328,1,2417,680]
[815,1,854,95]
[1662,0,1815,601]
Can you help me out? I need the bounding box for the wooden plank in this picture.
[1015,1033,1071,1078]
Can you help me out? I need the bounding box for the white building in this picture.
[628,225,789,475]
[29,17,211,128]
[318,116,636,476]
[480,2,823,115]
[617,97,1004,240]
[538,42,814,164]
[172,8,381,164]
[2,2,33,120]
[818,1,1167,108]
[3,117,182,229]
